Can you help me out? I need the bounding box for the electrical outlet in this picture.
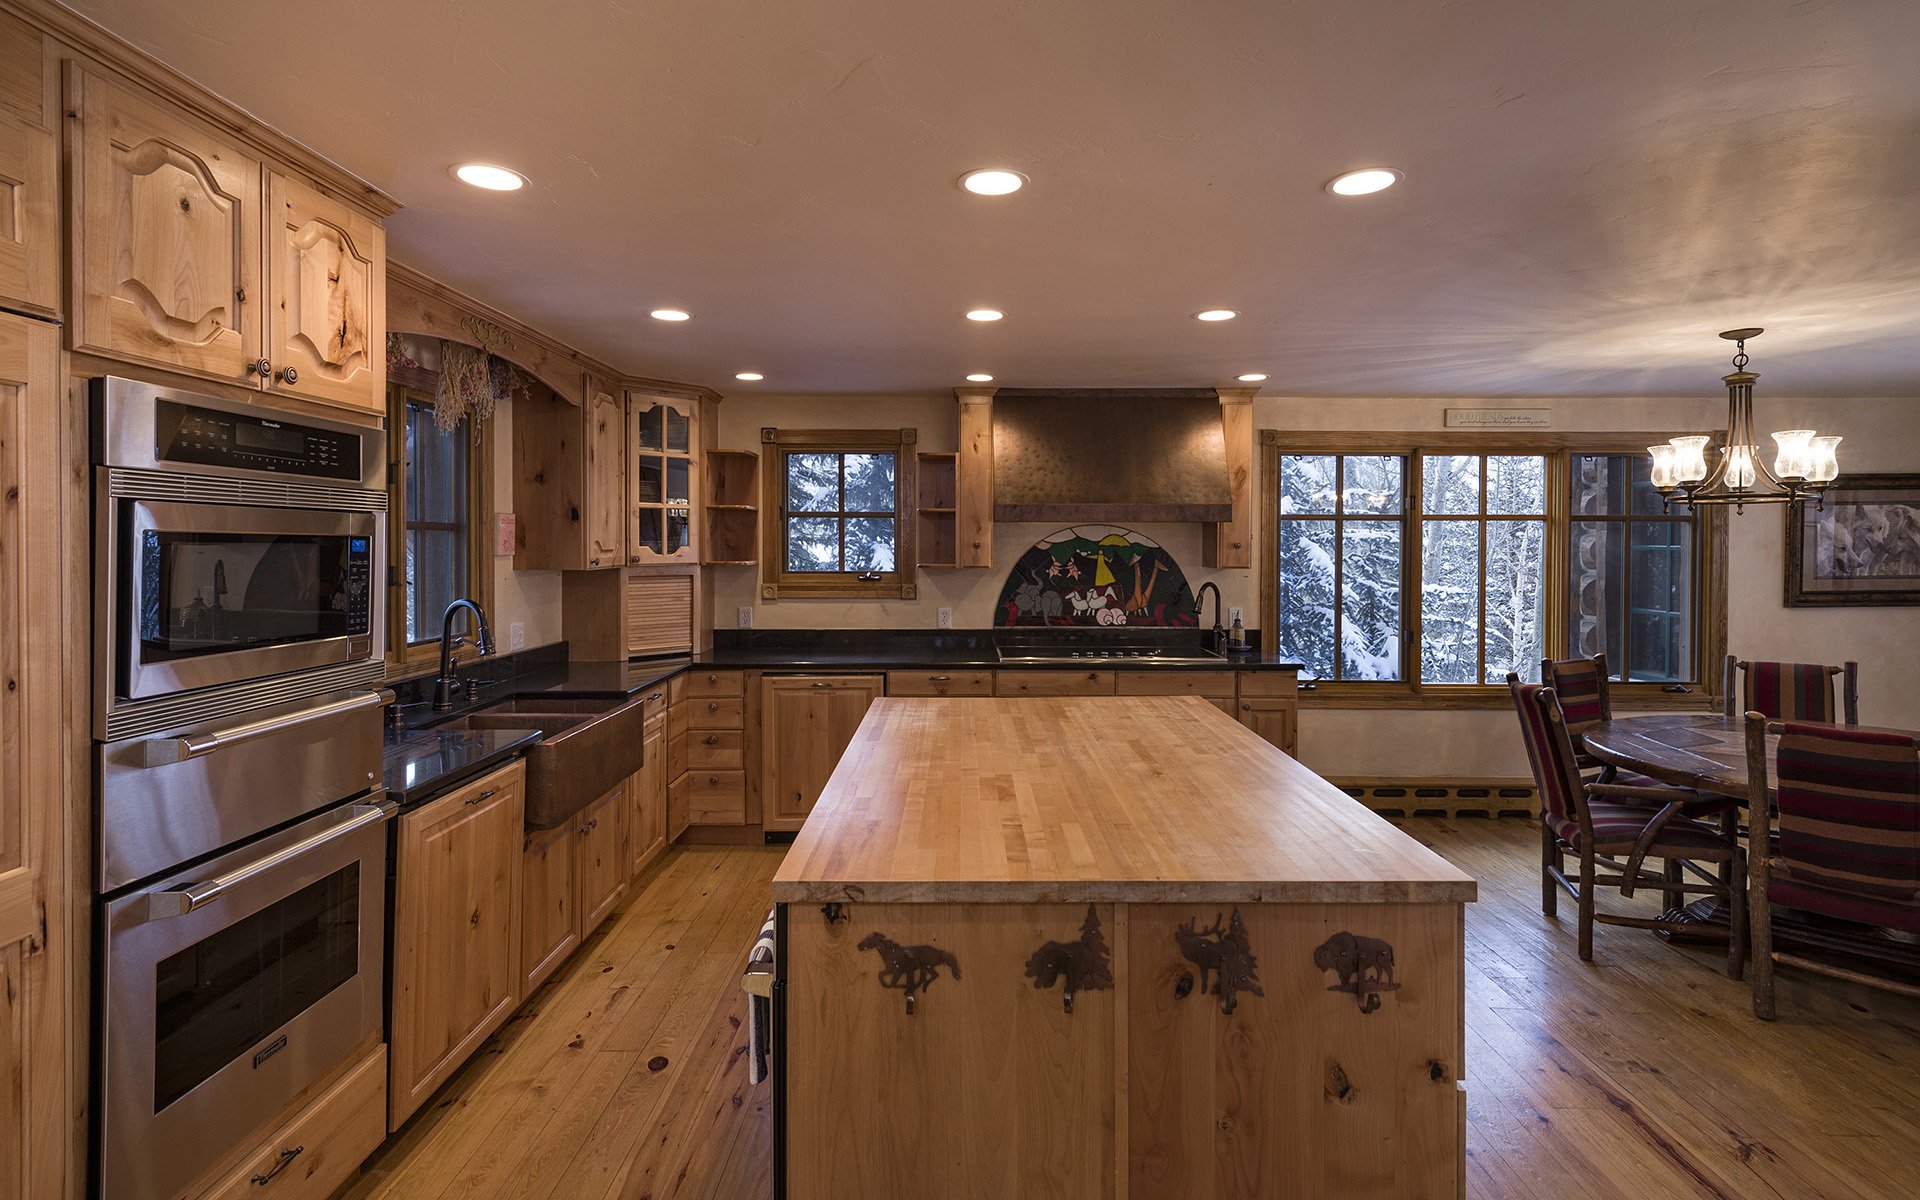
[509,622,526,651]
[937,606,953,629]
[738,606,754,629]
[1229,607,1243,625]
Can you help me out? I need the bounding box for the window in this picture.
[1262,434,1723,703]
[760,428,917,599]
[387,386,491,667]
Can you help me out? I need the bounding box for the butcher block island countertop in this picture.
[772,696,1475,905]
[772,697,1477,1200]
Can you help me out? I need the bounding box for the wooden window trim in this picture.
[759,428,918,600]
[1260,430,1726,711]
[387,384,494,672]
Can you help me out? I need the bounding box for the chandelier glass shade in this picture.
[1650,328,1838,511]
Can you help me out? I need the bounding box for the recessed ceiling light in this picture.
[1325,167,1403,196]
[965,309,1005,322]
[734,372,764,381]
[1195,309,1238,322]
[650,309,691,322]
[1236,373,1268,382]
[452,163,528,191]
[959,168,1027,196]
[965,373,994,382]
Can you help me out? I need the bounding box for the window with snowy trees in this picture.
[1263,435,1719,698]
[762,428,917,598]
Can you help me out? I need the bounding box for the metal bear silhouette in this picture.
[1313,931,1399,1013]
[1174,909,1265,1014]
[858,931,961,1015]
[1025,904,1114,1013]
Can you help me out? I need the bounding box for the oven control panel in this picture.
[346,535,372,638]
[154,399,363,482]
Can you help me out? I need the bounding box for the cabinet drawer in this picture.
[886,670,995,697]
[996,670,1115,697]
[668,729,686,778]
[686,769,746,824]
[1114,670,1235,699]
[1238,670,1301,697]
[689,696,745,728]
[201,1044,386,1200]
[687,728,745,770]
[685,669,744,698]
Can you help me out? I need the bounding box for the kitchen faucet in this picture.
[1194,581,1224,653]
[433,598,496,710]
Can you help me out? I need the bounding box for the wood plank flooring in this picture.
[344,819,1920,1200]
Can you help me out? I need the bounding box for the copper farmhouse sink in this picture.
[437,694,647,829]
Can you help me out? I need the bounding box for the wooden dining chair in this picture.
[1724,655,1859,724]
[1542,653,1613,778]
[1743,714,1920,1019]
[1509,674,1747,976]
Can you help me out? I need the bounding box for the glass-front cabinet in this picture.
[627,393,698,563]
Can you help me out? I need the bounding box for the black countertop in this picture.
[381,634,1303,805]
[382,726,543,807]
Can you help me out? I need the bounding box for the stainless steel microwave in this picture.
[94,379,387,728]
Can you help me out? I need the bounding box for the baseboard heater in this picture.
[1333,778,1539,818]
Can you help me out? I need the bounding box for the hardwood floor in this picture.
[345,819,1920,1200]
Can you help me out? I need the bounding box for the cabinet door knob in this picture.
[706,674,718,683]
[246,358,271,378]
[708,702,719,712]
[710,776,720,785]
[704,734,718,744]
[276,366,299,385]
[1242,703,1252,711]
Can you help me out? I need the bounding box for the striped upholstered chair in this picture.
[1744,715,1920,1019]
[1725,655,1860,725]
[1509,675,1747,975]
[1542,654,1613,778]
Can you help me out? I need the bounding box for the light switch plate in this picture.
[509,622,526,651]
[1229,606,1243,624]
[937,607,953,629]
[738,606,754,629]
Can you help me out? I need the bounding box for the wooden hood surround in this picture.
[991,387,1233,522]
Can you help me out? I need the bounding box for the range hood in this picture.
[992,388,1232,523]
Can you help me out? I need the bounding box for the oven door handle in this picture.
[141,801,394,920]
[136,688,394,767]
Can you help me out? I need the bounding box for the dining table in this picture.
[1581,710,1920,969]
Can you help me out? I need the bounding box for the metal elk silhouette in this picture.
[1174,909,1265,1015]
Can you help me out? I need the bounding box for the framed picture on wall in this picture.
[1785,473,1920,606]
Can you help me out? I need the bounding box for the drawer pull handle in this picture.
[704,734,718,744]
[1087,673,1098,681]
[251,1145,304,1186]
[466,788,497,806]
[810,681,834,688]
[711,776,721,785]
[706,674,718,683]
[582,818,598,833]
[927,675,951,682]
[647,691,664,702]
[708,702,720,712]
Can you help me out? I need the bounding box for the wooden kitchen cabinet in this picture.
[390,762,525,1129]
[520,820,579,997]
[196,1043,387,1200]
[675,670,747,827]
[264,170,384,413]
[515,373,628,570]
[68,66,388,413]
[996,669,1115,697]
[1237,670,1301,757]
[575,783,628,933]
[69,65,263,383]
[761,674,883,832]
[628,392,698,563]
[625,697,668,879]
[0,11,59,318]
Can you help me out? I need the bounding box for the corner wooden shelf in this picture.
[704,449,760,566]
[916,452,958,567]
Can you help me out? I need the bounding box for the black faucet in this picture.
[1194,581,1224,653]
[433,598,496,711]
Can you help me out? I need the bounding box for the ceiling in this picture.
[65,0,1920,397]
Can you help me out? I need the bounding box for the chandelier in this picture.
[1648,328,1839,512]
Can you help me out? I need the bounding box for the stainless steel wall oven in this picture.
[91,378,393,1200]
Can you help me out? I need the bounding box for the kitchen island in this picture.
[771,696,1476,1200]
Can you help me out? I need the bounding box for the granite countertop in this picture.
[383,725,543,807]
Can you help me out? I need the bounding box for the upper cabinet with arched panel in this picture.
[68,66,387,416]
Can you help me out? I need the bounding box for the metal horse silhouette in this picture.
[1025,904,1114,1013]
[1174,909,1265,1014]
[1313,931,1399,1013]
[858,931,961,1015]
